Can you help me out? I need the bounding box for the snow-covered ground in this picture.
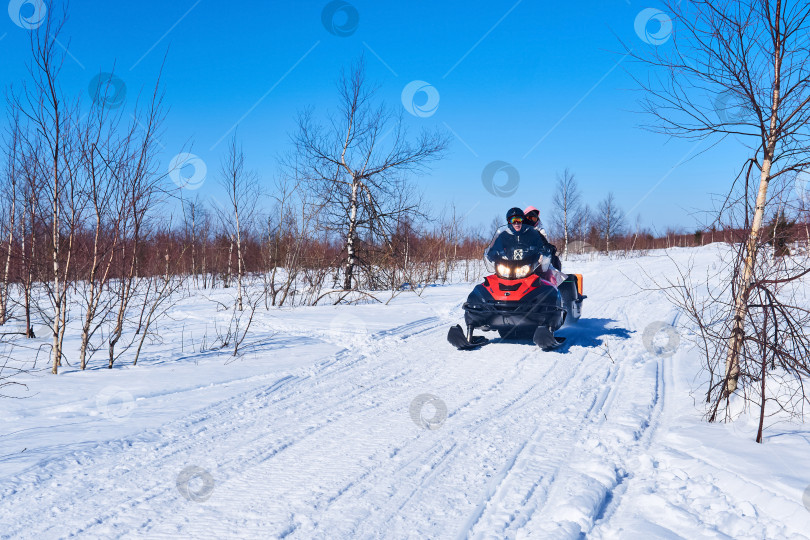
[1,245,809,539]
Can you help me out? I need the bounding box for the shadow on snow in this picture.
[492,318,633,352]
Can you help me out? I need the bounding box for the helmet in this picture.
[506,207,526,234]
[506,207,525,221]
[524,206,540,227]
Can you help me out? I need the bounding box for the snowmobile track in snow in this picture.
[1,312,664,539]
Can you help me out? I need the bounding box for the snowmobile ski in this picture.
[532,326,566,351]
[447,324,489,350]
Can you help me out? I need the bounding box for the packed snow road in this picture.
[1,247,809,538]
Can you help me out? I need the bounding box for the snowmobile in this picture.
[447,230,585,351]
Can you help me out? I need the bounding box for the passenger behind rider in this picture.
[523,205,562,272]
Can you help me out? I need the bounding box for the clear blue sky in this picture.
[0,0,750,234]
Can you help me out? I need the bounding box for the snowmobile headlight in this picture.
[496,263,512,278]
[513,265,531,279]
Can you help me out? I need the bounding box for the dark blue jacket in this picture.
[486,227,551,263]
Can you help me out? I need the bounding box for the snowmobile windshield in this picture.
[483,226,553,279]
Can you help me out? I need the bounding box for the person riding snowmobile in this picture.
[447,206,581,351]
[523,206,562,271]
[486,207,551,265]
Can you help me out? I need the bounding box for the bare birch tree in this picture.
[16,138,41,339]
[181,195,209,287]
[76,90,128,369]
[594,192,626,255]
[292,58,448,294]
[550,168,582,259]
[263,172,314,307]
[217,135,259,311]
[0,115,21,326]
[630,0,810,397]
[107,82,165,369]
[13,12,81,373]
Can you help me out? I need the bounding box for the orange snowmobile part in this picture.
[482,275,540,302]
[574,274,584,296]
